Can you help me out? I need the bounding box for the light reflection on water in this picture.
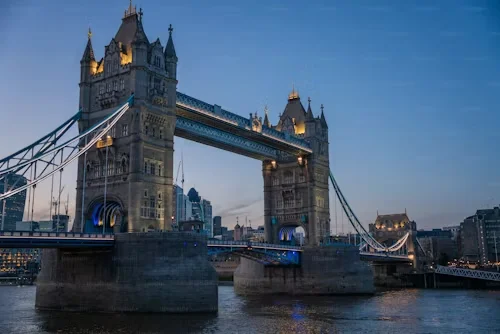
[0,286,499,333]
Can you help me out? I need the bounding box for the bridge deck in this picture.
[0,231,114,248]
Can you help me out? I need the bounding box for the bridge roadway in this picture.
[0,231,411,262]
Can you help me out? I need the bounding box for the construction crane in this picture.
[174,152,184,191]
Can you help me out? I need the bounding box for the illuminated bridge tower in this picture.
[74,5,177,233]
[263,89,330,246]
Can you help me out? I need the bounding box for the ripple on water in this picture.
[0,286,499,334]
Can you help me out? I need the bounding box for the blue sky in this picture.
[1,0,499,231]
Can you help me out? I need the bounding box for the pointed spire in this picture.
[132,11,149,45]
[263,105,271,127]
[288,84,299,100]
[320,103,328,128]
[81,27,95,62]
[165,24,177,60]
[306,97,314,121]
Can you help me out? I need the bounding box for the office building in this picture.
[0,174,27,231]
[213,216,222,236]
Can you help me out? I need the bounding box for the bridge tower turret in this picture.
[73,4,177,233]
[263,90,330,246]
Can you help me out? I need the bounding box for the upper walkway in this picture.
[175,92,312,160]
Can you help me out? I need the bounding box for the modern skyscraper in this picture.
[213,216,222,236]
[186,187,212,236]
[202,199,212,237]
[0,174,27,231]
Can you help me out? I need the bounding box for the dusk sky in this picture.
[1,0,499,232]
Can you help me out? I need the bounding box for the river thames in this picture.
[0,285,499,333]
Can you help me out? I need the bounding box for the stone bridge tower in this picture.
[74,4,177,233]
[263,89,330,245]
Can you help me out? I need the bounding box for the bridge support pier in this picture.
[35,232,218,313]
[233,245,374,295]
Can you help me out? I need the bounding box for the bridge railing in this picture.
[207,240,302,250]
[435,265,500,282]
[0,231,114,239]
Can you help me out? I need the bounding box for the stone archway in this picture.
[278,223,307,246]
[85,195,126,233]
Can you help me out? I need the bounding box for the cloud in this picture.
[216,197,263,217]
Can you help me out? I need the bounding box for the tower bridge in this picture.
[0,3,415,312]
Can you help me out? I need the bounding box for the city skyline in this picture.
[1,1,500,231]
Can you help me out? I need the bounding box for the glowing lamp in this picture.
[271,160,277,169]
[297,156,303,166]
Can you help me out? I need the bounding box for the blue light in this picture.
[194,243,197,247]
[183,242,187,247]
[292,251,296,255]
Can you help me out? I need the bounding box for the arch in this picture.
[85,195,126,233]
[277,222,307,246]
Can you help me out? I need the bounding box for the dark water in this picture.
[0,286,499,334]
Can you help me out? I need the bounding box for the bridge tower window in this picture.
[99,85,104,95]
[158,164,162,176]
[283,171,294,184]
[144,161,148,174]
[113,80,118,91]
[150,163,155,175]
[121,124,128,137]
[272,177,279,186]
[120,79,125,90]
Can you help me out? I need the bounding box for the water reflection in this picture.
[0,286,499,333]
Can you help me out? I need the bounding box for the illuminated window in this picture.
[316,196,325,208]
[122,124,128,136]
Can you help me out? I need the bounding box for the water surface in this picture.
[0,286,499,333]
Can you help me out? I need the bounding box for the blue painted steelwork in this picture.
[0,111,81,173]
[176,92,312,153]
[176,117,278,159]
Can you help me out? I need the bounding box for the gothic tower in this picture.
[74,4,177,233]
[262,88,330,246]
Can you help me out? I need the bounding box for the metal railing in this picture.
[435,265,500,282]
[0,231,114,240]
[207,240,302,251]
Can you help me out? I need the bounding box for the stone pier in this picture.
[234,245,374,295]
[35,232,218,313]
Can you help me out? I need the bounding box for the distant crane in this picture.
[174,152,185,191]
